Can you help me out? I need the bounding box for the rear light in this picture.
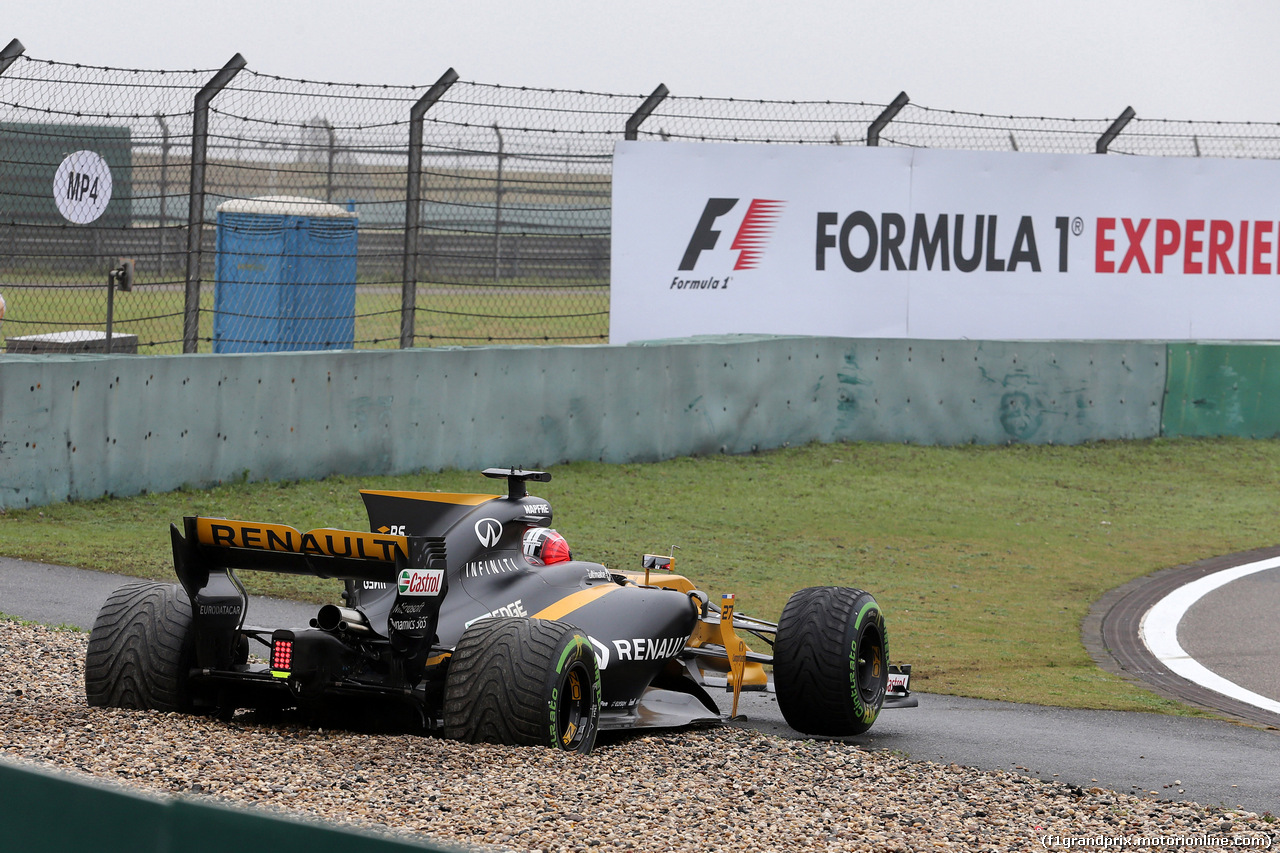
[270,631,294,678]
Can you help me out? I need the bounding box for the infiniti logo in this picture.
[474,518,503,548]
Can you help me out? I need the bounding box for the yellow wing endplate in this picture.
[358,490,496,506]
[194,518,408,563]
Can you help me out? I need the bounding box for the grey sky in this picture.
[9,1,1279,122]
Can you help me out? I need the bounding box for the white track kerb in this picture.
[1140,556,1280,716]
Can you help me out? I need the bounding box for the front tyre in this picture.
[84,581,198,712]
[443,617,600,753]
[774,586,888,736]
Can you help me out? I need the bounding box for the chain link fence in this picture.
[4,38,1280,353]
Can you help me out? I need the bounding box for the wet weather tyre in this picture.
[443,617,601,753]
[84,581,198,712]
[773,586,888,736]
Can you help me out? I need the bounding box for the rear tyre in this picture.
[84,582,198,712]
[773,586,888,736]
[443,617,600,752]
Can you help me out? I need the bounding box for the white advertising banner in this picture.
[610,141,1280,343]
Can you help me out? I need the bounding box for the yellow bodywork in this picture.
[617,570,770,703]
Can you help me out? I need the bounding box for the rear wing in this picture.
[171,516,445,675]
[171,516,411,595]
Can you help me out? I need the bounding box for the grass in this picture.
[2,438,1278,714]
[0,612,84,632]
[0,283,608,353]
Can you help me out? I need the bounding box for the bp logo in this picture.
[398,568,443,596]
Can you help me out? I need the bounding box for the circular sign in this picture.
[53,150,113,224]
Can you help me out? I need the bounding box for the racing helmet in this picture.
[523,527,571,566]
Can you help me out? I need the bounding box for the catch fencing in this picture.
[3,37,1280,353]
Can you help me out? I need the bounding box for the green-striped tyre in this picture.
[443,617,601,753]
[774,586,888,736]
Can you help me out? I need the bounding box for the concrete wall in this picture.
[829,339,1164,445]
[0,336,1176,510]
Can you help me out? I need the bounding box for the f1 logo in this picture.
[474,518,503,548]
[679,197,785,271]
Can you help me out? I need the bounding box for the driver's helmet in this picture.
[523,527,571,566]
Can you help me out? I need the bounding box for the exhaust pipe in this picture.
[313,604,377,638]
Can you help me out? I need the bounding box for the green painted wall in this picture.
[0,337,1172,510]
[0,123,134,227]
[1163,343,1280,438]
[0,757,455,852]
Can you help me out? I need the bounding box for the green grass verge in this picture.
[0,612,84,632]
[2,438,1276,714]
[0,284,607,353]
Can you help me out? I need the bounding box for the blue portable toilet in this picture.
[213,196,358,353]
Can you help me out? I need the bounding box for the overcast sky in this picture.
[9,1,1280,123]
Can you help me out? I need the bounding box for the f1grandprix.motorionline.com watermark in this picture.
[1039,835,1272,849]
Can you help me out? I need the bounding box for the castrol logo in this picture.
[398,568,443,596]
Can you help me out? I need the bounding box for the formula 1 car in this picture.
[85,468,913,752]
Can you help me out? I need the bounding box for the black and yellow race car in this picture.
[85,468,913,752]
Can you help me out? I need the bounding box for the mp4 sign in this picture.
[610,141,1280,343]
[53,150,113,225]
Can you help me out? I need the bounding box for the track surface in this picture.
[1180,562,1280,704]
[2,556,1277,813]
[1087,545,1280,729]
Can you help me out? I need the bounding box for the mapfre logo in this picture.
[679,198,785,271]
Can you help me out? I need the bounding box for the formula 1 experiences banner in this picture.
[609,141,1280,344]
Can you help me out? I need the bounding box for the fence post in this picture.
[625,84,669,141]
[155,114,171,278]
[867,91,909,146]
[323,119,337,202]
[493,124,504,281]
[0,40,24,312]
[401,67,459,349]
[1096,106,1135,153]
[183,53,246,354]
[0,38,24,73]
